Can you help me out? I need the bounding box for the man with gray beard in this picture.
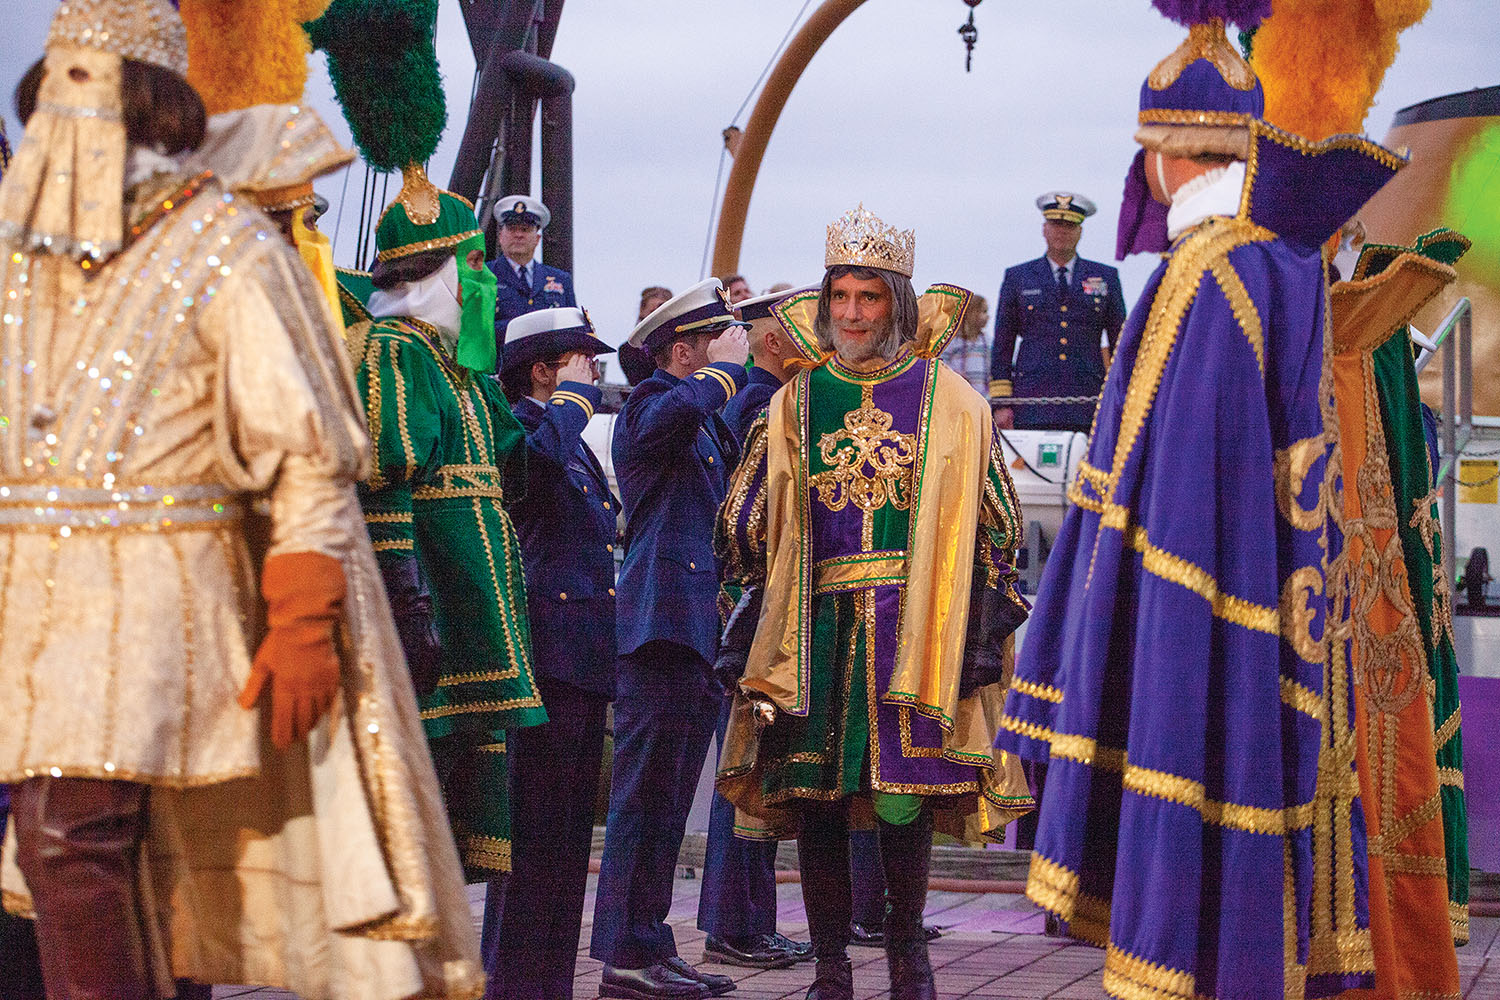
[715,206,1033,1000]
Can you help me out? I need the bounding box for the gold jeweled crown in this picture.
[825,203,916,278]
[48,0,189,77]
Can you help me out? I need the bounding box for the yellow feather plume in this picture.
[181,0,314,115]
[1251,0,1430,141]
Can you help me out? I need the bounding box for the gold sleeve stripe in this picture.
[364,512,414,524]
[998,713,1055,745]
[372,539,414,552]
[549,389,595,419]
[695,365,738,399]
[989,378,1013,398]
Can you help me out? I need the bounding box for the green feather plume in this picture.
[305,0,446,172]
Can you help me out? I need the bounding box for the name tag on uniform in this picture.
[1081,276,1107,296]
[1021,288,1042,296]
[544,276,565,294]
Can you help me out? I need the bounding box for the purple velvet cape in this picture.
[998,123,1405,999]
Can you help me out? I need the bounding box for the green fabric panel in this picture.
[1372,328,1469,920]
[428,731,512,879]
[872,790,923,826]
[760,592,871,803]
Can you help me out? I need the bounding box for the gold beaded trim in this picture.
[375,228,483,263]
[1138,109,1255,127]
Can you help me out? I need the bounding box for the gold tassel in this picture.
[0,47,127,260]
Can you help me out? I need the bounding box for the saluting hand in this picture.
[707,326,749,367]
[557,353,597,385]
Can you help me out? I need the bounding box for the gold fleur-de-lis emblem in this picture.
[808,403,917,514]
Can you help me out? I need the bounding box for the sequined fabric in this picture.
[0,176,485,998]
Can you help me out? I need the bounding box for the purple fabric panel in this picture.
[868,586,980,789]
[1457,675,1500,872]
[1117,149,1172,259]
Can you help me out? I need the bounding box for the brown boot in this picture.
[11,777,157,1000]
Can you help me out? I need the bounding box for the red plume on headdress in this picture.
[1150,0,1272,27]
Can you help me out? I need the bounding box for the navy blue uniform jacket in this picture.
[613,362,748,665]
[509,382,620,697]
[990,255,1126,430]
[720,364,783,447]
[490,257,577,352]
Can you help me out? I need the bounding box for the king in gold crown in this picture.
[48,0,188,76]
[825,203,916,278]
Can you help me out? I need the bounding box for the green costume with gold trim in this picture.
[350,179,542,876]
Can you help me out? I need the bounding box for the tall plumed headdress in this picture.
[1249,0,1431,143]
[0,0,187,259]
[825,204,916,278]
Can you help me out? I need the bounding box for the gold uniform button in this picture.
[1059,337,1068,345]
[607,544,615,553]
[707,455,714,464]
[689,561,697,570]
[559,592,568,600]
[1060,305,1068,312]
[1059,353,1068,360]
[603,501,611,510]
[582,485,589,493]
[1060,321,1068,328]
[608,588,616,596]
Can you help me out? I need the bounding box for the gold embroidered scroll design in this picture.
[808,402,917,515]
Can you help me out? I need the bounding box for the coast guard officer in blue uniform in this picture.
[592,279,750,999]
[989,192,1126,433]
[698,287,815,970]
[489,307,618,999]
[489,194,577,356]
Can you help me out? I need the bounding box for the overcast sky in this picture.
[4,1,1496,355]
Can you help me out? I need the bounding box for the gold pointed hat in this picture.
[0,0,187,259]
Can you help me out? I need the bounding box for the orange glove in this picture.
[240,550,346,750]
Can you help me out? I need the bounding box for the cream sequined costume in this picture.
[0,171,484,999]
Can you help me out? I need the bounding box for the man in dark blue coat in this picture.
[989,192,1126,433]
[698,288,815,970]
[488,195,577,358]
[591,279,750,999]
[489,306,617,999]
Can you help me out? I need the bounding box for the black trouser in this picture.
[589,643,720,968]
[483,677,609,999]
[797,800,934,959]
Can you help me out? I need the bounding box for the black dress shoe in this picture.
[703,933,796,969]
[805,955,854,1000]
[768,931,814,963]
[599,963,710,999]
[664,955,736,996]
[849,921,941,946]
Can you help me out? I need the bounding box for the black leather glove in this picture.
[379,555,442,697]
[713,648,748,699]
[959,573,1030,699]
